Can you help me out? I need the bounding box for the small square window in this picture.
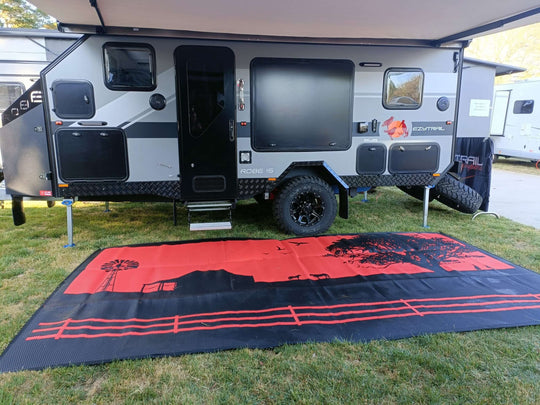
[383,69,424,109]
[103,43,156,91]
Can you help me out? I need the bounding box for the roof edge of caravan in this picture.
[56,23,467,48]
[463,57,527,76]
[0,27,80,39]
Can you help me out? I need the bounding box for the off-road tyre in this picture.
[273,176,337,236]
[432,173,483,214]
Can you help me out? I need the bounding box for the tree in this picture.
[325,233,487,273]
[0,0,56,29]
[465,23,540,84]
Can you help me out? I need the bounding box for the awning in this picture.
[28,0,540,45]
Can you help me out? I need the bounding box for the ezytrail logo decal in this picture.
[382,117,409,139]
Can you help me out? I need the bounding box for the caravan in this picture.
[1,32,465,234]
[491,80,540,162]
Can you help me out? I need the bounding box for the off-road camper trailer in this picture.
[2,0,539,236]
[491,80,540,162]
[1,33,464,234]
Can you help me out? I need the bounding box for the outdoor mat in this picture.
[1,232,540,372]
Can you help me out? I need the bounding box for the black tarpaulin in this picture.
[455,137,494,211]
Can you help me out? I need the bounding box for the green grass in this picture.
[0,188,539,404]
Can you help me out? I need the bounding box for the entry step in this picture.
[186,201,233,211]
[186,201,234,231]
[190,221,232,231]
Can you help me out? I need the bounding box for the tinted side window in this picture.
[103,43,156,91]
[251,58,354,152]
[0,82,25,113]
[513,100,534,114]
[383,69,424,109]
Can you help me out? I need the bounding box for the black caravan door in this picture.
[175,46,236,201]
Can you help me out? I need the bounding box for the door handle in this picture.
[229,119,235,142]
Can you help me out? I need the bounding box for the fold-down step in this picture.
[186,201,233,231]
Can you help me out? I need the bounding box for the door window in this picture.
[186,59,226,137]
[491,90,510,136]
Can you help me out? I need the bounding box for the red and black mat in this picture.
[1,233,539,372]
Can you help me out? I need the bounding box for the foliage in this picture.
[465,23,540,83]
[0,0,56,29]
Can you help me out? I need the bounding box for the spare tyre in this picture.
[432,173,483,214]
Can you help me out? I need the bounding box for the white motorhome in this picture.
[491,80,540,162]
[1,0,538,235]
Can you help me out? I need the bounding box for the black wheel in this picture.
[397,185,435,202]
[273,176,337,235]
[432,173,483,214]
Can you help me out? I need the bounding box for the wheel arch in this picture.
[273,161,349,219]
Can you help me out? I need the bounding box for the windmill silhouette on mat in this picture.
[97,259,139,292]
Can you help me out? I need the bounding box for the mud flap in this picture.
[338,187,349,219]
[322,162,349,219]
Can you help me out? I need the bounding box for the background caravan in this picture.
[491,79,540,163]
[1,33,480,235]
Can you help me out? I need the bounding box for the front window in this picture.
[103,43,156,91]
[383,69,424,109]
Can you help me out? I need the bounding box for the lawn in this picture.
[0,186,539,404]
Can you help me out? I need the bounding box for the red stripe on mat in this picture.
[26,294,540,341]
